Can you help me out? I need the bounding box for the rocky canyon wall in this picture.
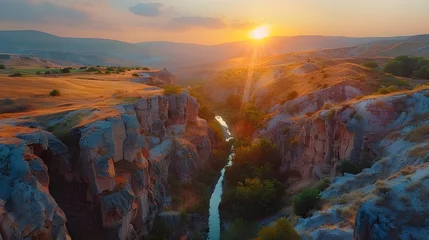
[0,90,215,240]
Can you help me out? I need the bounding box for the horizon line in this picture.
[1,29,428,46]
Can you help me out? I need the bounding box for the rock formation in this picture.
[0,122,71,240]
[0,90,214,240]
[263,89,429,239]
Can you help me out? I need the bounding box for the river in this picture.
[207,116,234,240]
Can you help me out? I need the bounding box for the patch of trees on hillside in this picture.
[383,55,429,79]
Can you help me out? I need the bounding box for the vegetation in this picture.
[145,218,173,240]
[338,160,363,175]
[86,67,98,72]
[49,89,61,97]
[163,85,183,96]
[222,219,258,240]
[242,104,264,128]
[221,139,284,220]
[383,55,429,80]
[61,68,71,73]
[377,85,399,94]
[132,73,139,77]
[363,61,379,69]
[255,218,301,240]
[293,187,321,217]
[0,64,5,69]
[45,71,51,75]
[8,72,22,77]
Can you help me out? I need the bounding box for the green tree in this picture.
[0,64,5,69]
[256,218,301,240]
[222,219,258,240]
[61,68,70,73]
[293,188,321,217]
[363,61,379,69]
[235,178,281,219]
[413,65,429,79]
[383,60,404,76]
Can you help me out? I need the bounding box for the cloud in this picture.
[0,0,90,25]
[165,16,227,30]
[230,20,258,30]
[129,2,163,17]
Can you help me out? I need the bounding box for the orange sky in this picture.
[0,0,428,44]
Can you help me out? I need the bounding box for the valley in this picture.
[1,29,429,240]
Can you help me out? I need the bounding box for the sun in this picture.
[249,25,270,40]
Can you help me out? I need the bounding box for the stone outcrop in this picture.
[0,122,71,240]
[266,89,429,239]
[263,89,429,179]
[67,91,213,239]
[0,90,214,240]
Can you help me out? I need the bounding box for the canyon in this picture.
[0,90,216,240]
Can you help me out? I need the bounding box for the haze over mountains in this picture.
[3,30,427,70]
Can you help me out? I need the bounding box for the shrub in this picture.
[49,89,61,97]
[8,72,22,77]
[142,67,150,70]
[256,218,300,240]
[0,64,5,69]
[293,188,321,217]
[383,60,404,76]
[86,67,98,72]
[338,160,362,175]
[132,73,139,77]
[316,178,331,192]
[287,91,299,100]
[162,85,183,95]
[36,71,41,75]
[61,68,70,73]
[377,85,398,94]
[363,61,379,69]
[235,178,282,219]
[222,219,258,240]
[45,71,51,75]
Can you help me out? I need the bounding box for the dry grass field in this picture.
[0,71,162,121]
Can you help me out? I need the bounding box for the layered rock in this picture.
[0,122,71,240]
[64,91,213,239]
[263,89,429,179]
[266,89,429,239]
[0,90,214,240]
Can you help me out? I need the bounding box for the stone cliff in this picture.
[262,88,429,239]
[0,90,215,240]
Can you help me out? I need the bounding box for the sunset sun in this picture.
[250,25,270,40]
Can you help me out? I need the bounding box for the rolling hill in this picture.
[0,30,411,68]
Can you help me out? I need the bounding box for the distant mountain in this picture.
[0,30,421,68]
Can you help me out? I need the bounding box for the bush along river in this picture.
[207,116,234,240]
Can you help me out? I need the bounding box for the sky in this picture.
[0,0,428,44]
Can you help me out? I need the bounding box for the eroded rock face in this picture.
[264,90,429,179]
[277,90,429,239]
[0,123,71,240]
[0,90,214,240]
[68,92,213,239]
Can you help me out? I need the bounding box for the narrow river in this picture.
[207,116,234,240]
